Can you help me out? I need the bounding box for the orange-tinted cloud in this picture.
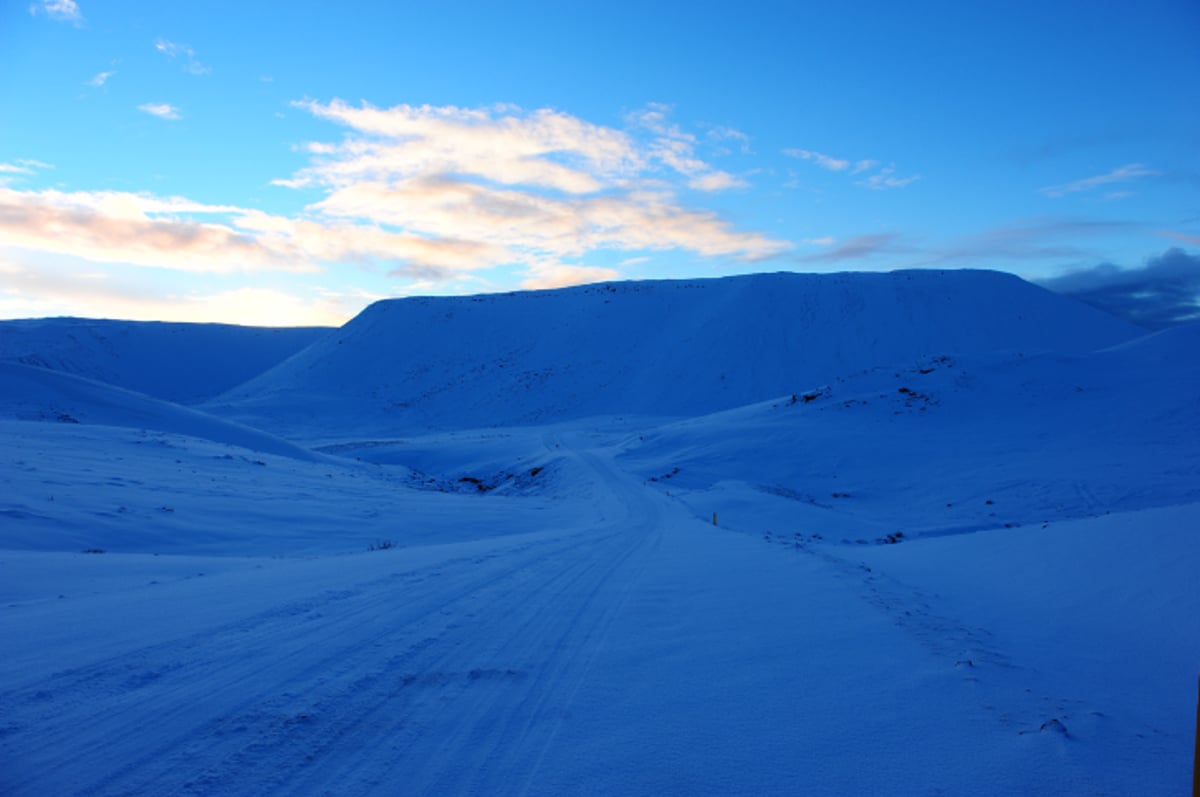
[284,100,788,286]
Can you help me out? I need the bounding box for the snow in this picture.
[0,270,1196,795]
[204,269,1142,437]
[0,317,328,404]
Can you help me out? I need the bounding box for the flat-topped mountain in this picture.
[206,269,1144,434]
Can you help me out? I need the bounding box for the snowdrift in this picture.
[0,317,329,404]
[208,270,1144,434]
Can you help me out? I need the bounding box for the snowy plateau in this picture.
[0,269,1197,795]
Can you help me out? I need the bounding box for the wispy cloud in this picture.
[783,149,849,171]
[927,217,1137,264]
[794,217,1139,270]
[797,232,906,263]
[138,102,181,120]
[1165,230,1200,247]
[281,100,788,287]
[30,0,81,23]
[1035,247,1200,328]
[784,148,917,189]
[857,166,921,191]
[0,162,38,176]
[1040,163,1159,198]
[626,102,748,191]
[0,159,52,186]
[706,125,751,154]
[153,37,191,57]
[86,70,114,87]
[153,37,210,75]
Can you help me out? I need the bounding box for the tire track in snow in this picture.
[0,531,596,794]
[0,445,661,796]
[291,522,657,797]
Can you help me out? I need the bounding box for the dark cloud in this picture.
[925,217,1139,266]
[797,232,907,263]
[1036,248,1200,329]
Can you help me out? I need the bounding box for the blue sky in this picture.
[1,0,1197,325]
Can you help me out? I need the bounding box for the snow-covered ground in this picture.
[1,271,1196,795]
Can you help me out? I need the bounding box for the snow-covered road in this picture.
[0,438,664,795]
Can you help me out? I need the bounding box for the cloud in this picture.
[1035,248,1200,328]
[30,0,81,23]
[87,70,114,87]
[138,102,181,120]
[0,160,52,186]
[0,186,533,280]
[857,167,921,191]
[927,217,1138,265]
[234,208,510,277]
[1040,163,1159,198]
[785,149,918,189]
[706,125,751,154]
[288,100,638,194]
[623,103,750,190]
[520,262,621,291]
[4,103,788,311]
[0,162,37,176]
[153,37,210,75]
[0,256,355,326]
[154,38,191,57]
[1166,230,1200,247]
[784,149,849,172]
[688,171,747,191]
[283,100,789,274]
[0,187,287,272]
[798,232,906,263]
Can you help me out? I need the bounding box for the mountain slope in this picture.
[0,317,330,404]
[207,270,1144,435]
[617,322,1200,541]
[0,362,323,461]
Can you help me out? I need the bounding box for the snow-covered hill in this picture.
[617,323,1200,542]
[0,317,329,404]
[207,270,1143,435]
[0,362,323,461]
